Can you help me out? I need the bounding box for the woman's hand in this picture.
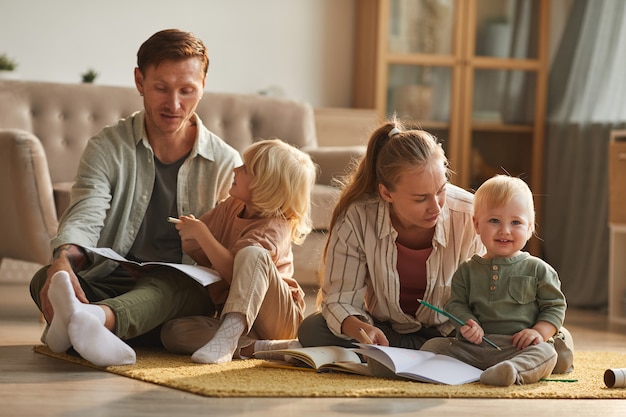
[341,315,389,346]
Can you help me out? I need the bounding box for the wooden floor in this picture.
[3,282,626,417]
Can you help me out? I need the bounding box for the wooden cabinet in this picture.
[608,225,626,325]
[608,130,626,324]
[353,0,550,254]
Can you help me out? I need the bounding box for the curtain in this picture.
[544,0,626,308]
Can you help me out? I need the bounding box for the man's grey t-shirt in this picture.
[127,153,189,263]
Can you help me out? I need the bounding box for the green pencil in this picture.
[418,299,502,351]
[540,378,578,383]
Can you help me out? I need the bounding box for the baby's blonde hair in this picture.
[243,139,317,245]
[473,175,536,234]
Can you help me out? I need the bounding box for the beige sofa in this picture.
[0,80,365,286]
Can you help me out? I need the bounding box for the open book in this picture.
[82,246,221,287]
[255,344,482,385]
[355,344,482,385]
[255,345,369,375]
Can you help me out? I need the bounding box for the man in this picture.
[29,29,242,367]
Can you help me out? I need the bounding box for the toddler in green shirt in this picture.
[421,175,574,386]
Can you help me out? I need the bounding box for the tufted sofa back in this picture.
[0,80,357,284]
[0,80,317,186]
[0,81,142,185]
[196,92,317,154]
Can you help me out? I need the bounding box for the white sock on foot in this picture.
[254,339,302,353]
[68,310,136,367]
[253,339,302,361]
[191,313,246,364]
[46,271,106,353]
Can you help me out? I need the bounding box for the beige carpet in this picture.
[33,345,626,398]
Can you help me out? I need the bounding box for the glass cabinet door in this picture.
[472,69,537,124]
[471,0,542,125]
[468,0,544,190]
[387,65,452,123]
[474,0,539,59]
[384,0,459,155]
[388,0,455,55]
[353,0,549,253]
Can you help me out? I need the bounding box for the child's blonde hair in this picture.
[243,139,317,245]
[473,175,536,234]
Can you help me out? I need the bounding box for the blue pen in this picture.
[418,299,501,351]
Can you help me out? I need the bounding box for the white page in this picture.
[83,246,221,287]
[355,344,435,373]
[398,354,482,385]
[355,344,482,385]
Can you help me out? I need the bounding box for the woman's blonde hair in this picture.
[325,118,449,257]
[473,175,536,234]
[243,139,317,245]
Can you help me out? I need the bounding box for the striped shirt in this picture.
[320,184,485,339]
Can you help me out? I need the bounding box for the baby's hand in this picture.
[460,319,484,345]
[511,328,543,350]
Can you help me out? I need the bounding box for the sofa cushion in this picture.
[311,185,340,231]
[0,81,143,185]
[195,92,317,155]
[52,182,74,219]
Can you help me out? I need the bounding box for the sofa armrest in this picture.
[305,145,366,186]
[0,129,58,264]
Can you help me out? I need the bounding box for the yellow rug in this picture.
[33,345,626,398]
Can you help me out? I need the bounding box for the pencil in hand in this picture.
[417,299,501,351]
[358,327,374,344]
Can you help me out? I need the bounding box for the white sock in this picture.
[68,311,136,367]
[46,271,106,353]
[254,339,302,353]
[191,313,246,364]
[253,339,302,361]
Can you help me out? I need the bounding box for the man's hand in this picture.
[40,245,88,322]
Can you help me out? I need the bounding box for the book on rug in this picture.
[255,344,482,385]
[354,343,482,385]
[256,345,370,375]
[82,246,221,287]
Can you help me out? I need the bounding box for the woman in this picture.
[298,119,484,349]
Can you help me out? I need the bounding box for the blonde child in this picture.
[160,139,316,364]
[421,175,573,386]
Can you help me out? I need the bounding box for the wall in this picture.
[0,0,574,108]
[0,0,355,107]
